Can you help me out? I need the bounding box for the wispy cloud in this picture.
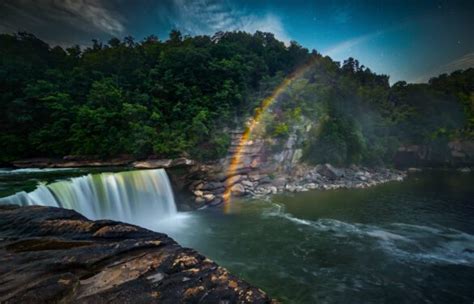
[323,30,385,57]
[240,14,290,43]
[0,0,124,36]
[413,52,474,83]
[322,22,409,58]
[161,0,290,43]
[59,0,124,35]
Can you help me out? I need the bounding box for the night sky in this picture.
[1,0,473,83]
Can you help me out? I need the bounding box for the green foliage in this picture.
[0,32,472,166]
[294,58,472,166]
[0,31,310,162]
[303,113,366,166]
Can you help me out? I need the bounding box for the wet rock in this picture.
[133,159,173,169]
[13,157,134,168]
[212,187,226,194]
[171,158,196,167]
[225,175,244,187]
[193,190,204,197]
[230,183,246,196]
[242,180,254,188]
[209,198,223,206]
[194,183,204,190]
[132,158,196,169]
[269,186,278,194]
[272,177,287,187]
[248,174,263,182]
[258,176,272,184]
[203,194,215,202]
[316,163,342,180]
[195,197,206,204]
[201,182,224,191]
[0,205,273,303]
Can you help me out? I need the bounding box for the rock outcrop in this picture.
[394,140,474,168]
[11,157,197,170]
[0,205,273,303]
[12,156,135,168]
[186,161,406,207]
[132,158,196,169]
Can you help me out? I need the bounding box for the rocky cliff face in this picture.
[394,140,474,168]
[182,127,405,208]
[0,205,273,303]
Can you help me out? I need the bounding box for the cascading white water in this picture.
[0,169,177,226]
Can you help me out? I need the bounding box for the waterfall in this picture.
[0,169,178,226]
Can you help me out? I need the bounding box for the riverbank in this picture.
[3,157,431,210]
[188,164,407,207]
[0,205,273,303]
[9,156,196,169]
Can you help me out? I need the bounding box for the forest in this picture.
[1,31,473,165]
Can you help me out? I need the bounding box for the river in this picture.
[0,168,473,303]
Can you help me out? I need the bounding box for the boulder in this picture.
[269,186,278,194]
[0,205,272,303]
[225,175,244,187]
[200,182,224,191]
[316,163,342,180]
[209,198,223,206]
[272,177,287,187]
[248,174,264,182]
[242,180,254,188]
[212,187,226,194]
[132,159,172,169]
[258,176,272,184]
[193,190,204,197]
[132,157,196,169]
[230,183,246,196]
[203,193,215,202]
[170,158,196,167]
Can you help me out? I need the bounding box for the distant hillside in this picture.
[1,31,473,166]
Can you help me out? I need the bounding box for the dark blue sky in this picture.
[1,0,473,83]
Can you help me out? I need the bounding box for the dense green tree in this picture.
[0,31,472,165]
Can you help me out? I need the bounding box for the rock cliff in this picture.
[0,205,273,303]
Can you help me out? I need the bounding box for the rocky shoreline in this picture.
[9,156,196,169]
[188,164,407,207]
[7,156,407,209]
[0,205,274,303]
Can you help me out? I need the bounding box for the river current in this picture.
[0,168,472,303]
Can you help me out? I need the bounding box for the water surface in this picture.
[160,171,474,303]
[1,169,473,303]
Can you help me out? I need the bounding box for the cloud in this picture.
[161,0,290,43]
[0,0,124,36]
[240,14,291,44]
[413,52,474,83]
[59,0,124,35]
[323,30,385,57]
[322,21,410,58]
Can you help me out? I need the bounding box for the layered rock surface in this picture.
[0,205,273,303]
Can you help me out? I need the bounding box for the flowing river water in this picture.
[0,168,473,303]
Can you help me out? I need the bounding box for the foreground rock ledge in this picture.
[0,205,273,303]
